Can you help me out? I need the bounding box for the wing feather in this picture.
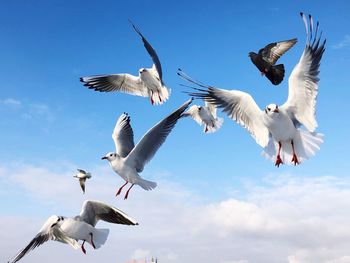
[129,20,163,84]
[125,99,192,172]
[78,200,138,227]
[261,38,297,65]
[112,113,135,157]
[80,73,149,97]
[281,13,326,132]
[189,87,269,147]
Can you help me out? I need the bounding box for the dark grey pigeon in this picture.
[249,38,297,85]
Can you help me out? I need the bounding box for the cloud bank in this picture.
[1,163,350,263]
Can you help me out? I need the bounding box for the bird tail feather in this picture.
[151,85,171,105]
[266,64,285,85]
[136,178,157,190]
[90,228,109,249]
[262,129,324,165]
[204,117,224,133]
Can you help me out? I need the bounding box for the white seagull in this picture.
[8,200,138,263]
[74,169,92,194]
[182,101,223,133]
[102,99,192,199]
[80,20,170,105]
[181,13,325,166]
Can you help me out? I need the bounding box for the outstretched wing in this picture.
[129,20,163,84]
[78,200,138,227]
[77,169,86,174]
[281,13,326,132]
[190,87,269,147]
[260,38,298,65]
[80,73,149,97]
[8,217,79,263]
[112,113,135,157]
[125,99,192,172]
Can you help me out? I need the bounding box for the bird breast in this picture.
[60,218,94,241]
[198,108,214,123]
[140,69,161,90]
[262,110,296,141]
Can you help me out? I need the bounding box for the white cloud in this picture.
[2,163,350,262]
[332,35,350,49]
[0,98,21,107]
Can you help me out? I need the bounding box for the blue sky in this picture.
[1,1,350,262]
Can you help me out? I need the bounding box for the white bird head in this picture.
[265,104,279,116]
[101,152,118,161]
[139,68,147,74]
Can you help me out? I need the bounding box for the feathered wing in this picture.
[112,113,135,157]
[80,73,149,97]
[77,169,86,174]
[281,13,326,132]
[188,87,269,147]
[8,216,79,263]
[78,200,138,227]
[205,101,218,118]
[125,99,192,172]
[261,38,298,65]
[129,20,163,84]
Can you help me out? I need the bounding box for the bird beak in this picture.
[101,156,107,160]
[273,108,279,113]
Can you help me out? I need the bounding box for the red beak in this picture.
[273,108,279,113]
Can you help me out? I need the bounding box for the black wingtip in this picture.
[178,68,182,71]
[79,77,84,82]
[300,12,303,17]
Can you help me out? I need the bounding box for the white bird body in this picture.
[183,13,326,167]
[183,102,223,133]
[262,106,297,141]
[60,218,108,249]
[102,99,192,199]
[8,200,138,263]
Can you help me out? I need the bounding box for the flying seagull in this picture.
[80,20,170,105]
[8,200,138,263]
[181,13,325,166]
[102,98,192,199]
[249,38,297,85]
[182,100,223,133]
[74,169,92,194]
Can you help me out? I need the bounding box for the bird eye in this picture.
[267,108,271,111]
[110,153,113,157]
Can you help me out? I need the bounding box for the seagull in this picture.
[80,20,170,105]
[249,38,297,85]
[74,169,92,194]
[102,99,192,199]
[181,13,325,166]
[182,101,223,133]
[8,200,138,263]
